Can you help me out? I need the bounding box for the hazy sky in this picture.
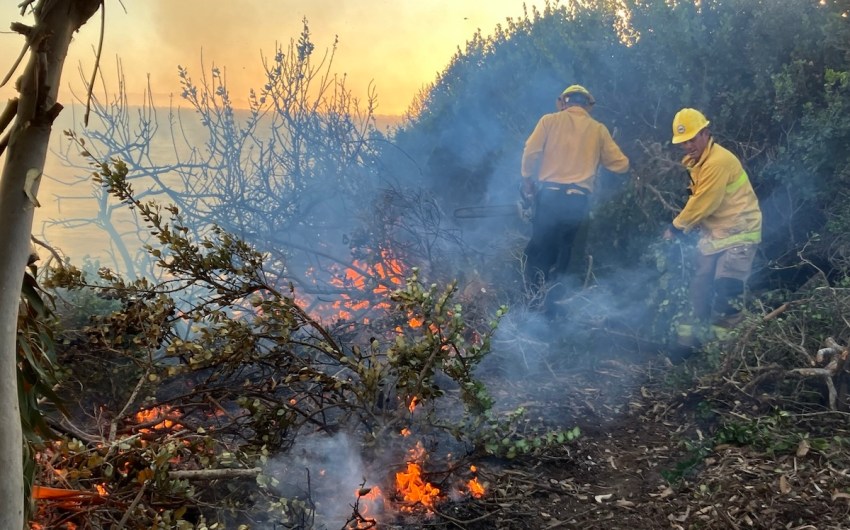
[1,1,550,116]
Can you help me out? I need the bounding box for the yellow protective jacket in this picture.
[673,139,762,254]
[521,106,629,193]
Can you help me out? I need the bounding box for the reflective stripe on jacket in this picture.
[521,106,629,194]
[673,139,762,254]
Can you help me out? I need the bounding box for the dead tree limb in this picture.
[788,368,839,410]
[740,339,850,411]
[168,468,262,480]
[762,300,806,322]
[788,338,849,411]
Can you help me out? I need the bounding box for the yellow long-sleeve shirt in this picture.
[673,139,762,254]
[521,106,629,193]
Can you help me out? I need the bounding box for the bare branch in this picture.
[115,481,147,530]
[0,40,28,88]
[17,0,38,16]
[83,0,105,126]
[640,182,679,214]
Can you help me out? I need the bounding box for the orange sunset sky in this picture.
[1,1,553,116]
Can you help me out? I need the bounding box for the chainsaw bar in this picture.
[453,204,521,219]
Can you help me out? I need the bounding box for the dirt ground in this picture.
[388,354,850,530]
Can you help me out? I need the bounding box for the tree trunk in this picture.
[0,1,100,528]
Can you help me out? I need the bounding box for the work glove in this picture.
[520,180,536,200]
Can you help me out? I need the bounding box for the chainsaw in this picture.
[454,189,534,221]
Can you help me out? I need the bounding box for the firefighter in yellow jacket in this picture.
[521,85,629,311]
[664,108,762,350]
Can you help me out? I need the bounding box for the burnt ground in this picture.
[387,352,850,530]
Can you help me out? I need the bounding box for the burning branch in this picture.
[32,486,107,503]
[344,484,381,529]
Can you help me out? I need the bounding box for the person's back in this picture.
[523,105,628,193]
[520,85,629,315]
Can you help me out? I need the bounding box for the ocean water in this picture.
[35,112,123,268]
[34,104,189,270]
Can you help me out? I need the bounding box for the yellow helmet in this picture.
[561,84,595,105]
[671,108,710,144]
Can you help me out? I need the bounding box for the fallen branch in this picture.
[816,337,847,364]
[115,481,147,530]
[739,338,850,411]
[787,338,849,411]
[762,301,794,322]
[168,467,262,480]
[788,367,838,410]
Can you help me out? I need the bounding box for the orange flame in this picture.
[408,396,419,413]
[300,248,407,323]
[134,405,182,431]
[467,478,485,498]
[395,441,441,511]
[395,462,440,510]
[464,465,485,498]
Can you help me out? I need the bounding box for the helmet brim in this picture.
[671,122,709,144]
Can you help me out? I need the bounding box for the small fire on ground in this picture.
[395,441,441,511]
[342,425,486,527]
[394,441,485,514]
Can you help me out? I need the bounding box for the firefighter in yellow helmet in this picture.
[665,108,762,355]
[521,84,630,315]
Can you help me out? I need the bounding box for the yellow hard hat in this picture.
[561,84,595,105]
[671,108,710,144]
